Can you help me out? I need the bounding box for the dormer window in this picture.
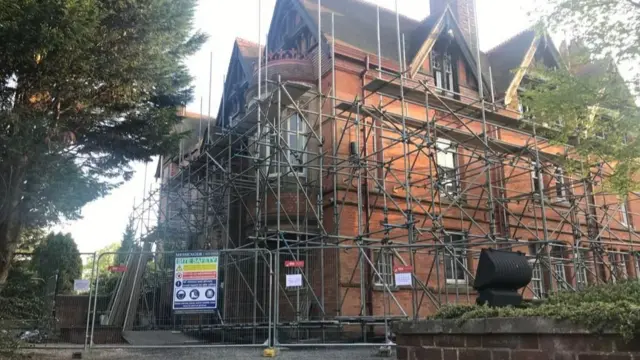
[431,50,455,95]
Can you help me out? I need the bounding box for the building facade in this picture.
[153,0,640,341]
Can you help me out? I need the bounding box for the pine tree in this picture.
[116,218,137,265]
[0,0,207,289]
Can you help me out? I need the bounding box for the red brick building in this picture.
[157,0,639,341]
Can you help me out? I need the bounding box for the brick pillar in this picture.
[429,0,479,55]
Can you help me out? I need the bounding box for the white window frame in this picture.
[555,167,567,202]
[432,50,455,94]
[619,253,629,280]
[608,252,629,282]
[373,250,395,288]
[531,161,544,197]
[444,233,467,285]
[264,114,307,178]
[518,101,531,119]
[634,254,640,280]
[263,125,279,178]
[608,252,619,283]
[553,117,564,129]
[284,113,307,177]
[435,138,459,198]
[550,244,569,290]
[528,244,545,299]
[575,249,590,290]
[620,200,629,228]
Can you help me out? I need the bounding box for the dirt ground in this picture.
[14,346,394,360]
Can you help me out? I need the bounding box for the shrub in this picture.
[430,282,640,341]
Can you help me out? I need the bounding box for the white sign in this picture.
[173,252,219,312]
[74,279,90,292]
[286,274,303,288]
[394,272,412,287]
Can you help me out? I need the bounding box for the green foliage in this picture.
[431,282,640,341]
[0,264,48,357]
[0,0,206,284]
[82,242,119,278]
[31,232,82,294]
[83,242,121,296]
[116,218,139,265]
[522,0,640,195]
[522,52,640,195]
[532,0,640,64]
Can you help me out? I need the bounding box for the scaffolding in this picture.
[124,0,640,345]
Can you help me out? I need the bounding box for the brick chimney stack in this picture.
[430,0,479,55]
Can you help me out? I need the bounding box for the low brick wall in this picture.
[394,318,640,360]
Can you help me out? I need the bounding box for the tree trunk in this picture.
[0,214,23,293]
[0,161,27,293]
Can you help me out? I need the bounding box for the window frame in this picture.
[431,50,455,94]
[528,244,545,299]
[284,113,307,177]
[608,252,629,282]
[263,114,307,178]
[435,138,460,198]
[373,250,395,288]
[531,161,544,197]
[550,244,570,291]
[620,199,629,228]
[608,252,619,283]
[555,166,567,202]
[443,233,468,285]
[575,248,590,290]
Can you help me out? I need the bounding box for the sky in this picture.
[57,0,541,253]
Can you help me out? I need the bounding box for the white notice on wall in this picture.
[394,272,412,287]
[74,279,90,292]
[286,274,303,288]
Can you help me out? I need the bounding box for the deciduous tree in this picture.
[523,0,640,194]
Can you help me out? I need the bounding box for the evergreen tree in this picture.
[0,0,206,289]
[116,218,138,265]
[31,232,82,294]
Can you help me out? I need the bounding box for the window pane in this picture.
[444,235,466,282]
[436,139,455,169]
[528,246,545,298]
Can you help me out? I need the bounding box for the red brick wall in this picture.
[396,320,640,360]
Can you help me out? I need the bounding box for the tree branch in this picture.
[626,0,640,8]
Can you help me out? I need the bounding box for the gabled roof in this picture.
[298,0,422,63]
[407,6,492,94]
[297,0,492,95]
[486,28,537,97]
[216,38,263,127]
[236,37,262,78]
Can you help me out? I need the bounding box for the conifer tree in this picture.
[0,0,206,289]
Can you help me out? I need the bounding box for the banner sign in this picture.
[73,279,90,292]
[107,265,127,273]
[173,252,219,312]
[393,265,413,287]
[286,274,303,288]
[393,265,413,273]
[284,260,304,268]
